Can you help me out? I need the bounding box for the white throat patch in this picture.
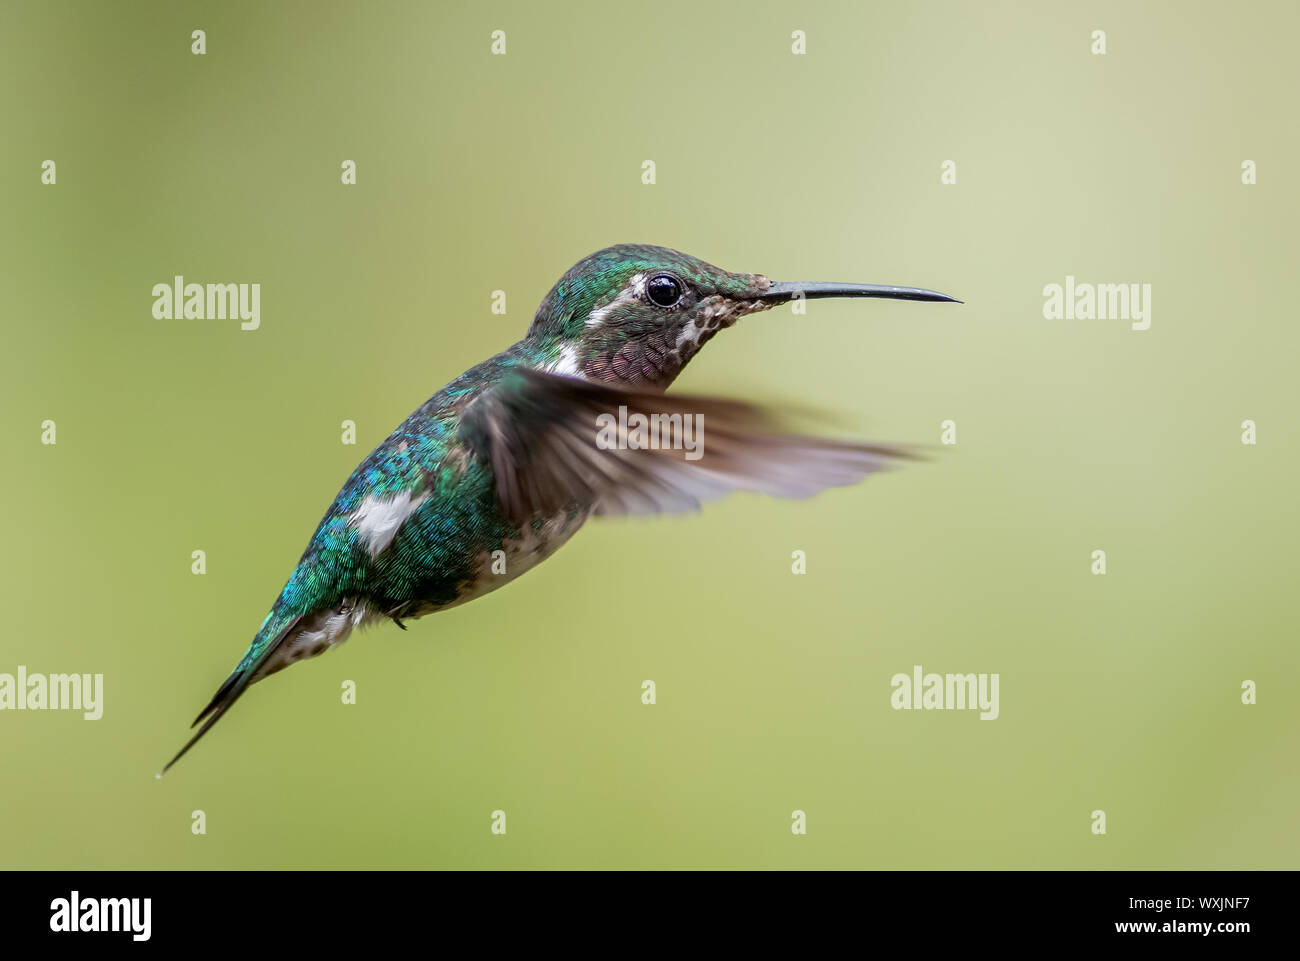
[545,342,585,378]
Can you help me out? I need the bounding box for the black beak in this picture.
[761,281,961,304]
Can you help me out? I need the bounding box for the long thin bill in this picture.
[762,281,961,304]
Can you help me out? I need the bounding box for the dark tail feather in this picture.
[191,670,242,728]
[160,683,248,775]
[159,613,301,776]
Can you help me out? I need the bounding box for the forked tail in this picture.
[159,610,301,775]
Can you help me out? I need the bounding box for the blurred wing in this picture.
[462,366,917,527]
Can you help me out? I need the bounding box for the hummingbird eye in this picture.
[645,274,684,308]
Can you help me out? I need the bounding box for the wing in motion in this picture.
[462,366,919,526]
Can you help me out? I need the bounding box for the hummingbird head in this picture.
[524,243,958,389]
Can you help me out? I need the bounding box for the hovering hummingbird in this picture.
[162,244,958,772]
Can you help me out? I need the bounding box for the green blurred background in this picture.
[1,0,1296,869]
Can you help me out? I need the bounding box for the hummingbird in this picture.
[161,244,958,772]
